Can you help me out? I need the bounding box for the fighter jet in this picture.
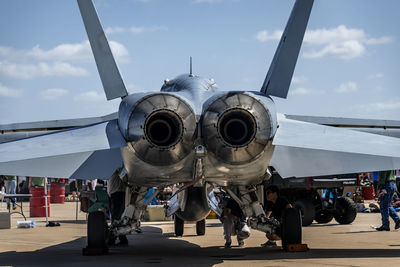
[1,0,400,250]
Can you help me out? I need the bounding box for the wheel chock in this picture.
[285,244,309,252]
[82,246,109,256]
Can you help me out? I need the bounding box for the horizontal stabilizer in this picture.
[285,114,400,138]
[0,120,126,179]
[261,0,314,98]
[77,0,128,100]
[0,149,122,180]
[0,113,118,143]
[270,114,400,178]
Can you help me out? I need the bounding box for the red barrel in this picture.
[50,182,65,204]
[362,186,375,200]
[29,187,50,217]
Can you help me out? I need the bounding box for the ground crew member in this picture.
[261,185,292,247]
[107,168,128,245]
[222,195,250,248]
[376,170,400,231]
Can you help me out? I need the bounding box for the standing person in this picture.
[222,195,250,248]
[261,185,292,247]
[4,175,17,210]
[107,168,128,246]
[29,177,45,188]
[372,171,379,195]
[0,175,5,193]
[376,170,400,231]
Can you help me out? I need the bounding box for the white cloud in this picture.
[105,26,168,35]
[0,40,129,79]
[28,42,90,61]
[291,76,308,85]
[0,61,89,79]
[364,37,394,45]
[105,27,126,34]
[109,41,129,60]
[356,99,400,112]
[0,83,22,98]
[369,100,400,111]
[289,87,312,95]
[371,86,384,92]
[74,91,105,102]
[25,40,128,62]
[368,73,384,79]
[256,25,394,59]
[40,88,69,100]
[255,30,283,42]
[303,40,366,59]
[130,26,168,34]
[130,26,145,34]
[335,81,358,93]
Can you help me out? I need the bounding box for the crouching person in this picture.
[107,168,128,246]
[262,185,292,247]
[222,196,250,248]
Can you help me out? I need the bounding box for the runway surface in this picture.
[1,202,400,266]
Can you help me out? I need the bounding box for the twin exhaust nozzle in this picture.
[119,93,274,166]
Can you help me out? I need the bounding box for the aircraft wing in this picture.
[270,114,400,178]
[0,113,118,143]
[285,114,400,138]
[0,120,126,179]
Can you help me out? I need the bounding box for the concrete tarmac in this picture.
[1,202,400,266]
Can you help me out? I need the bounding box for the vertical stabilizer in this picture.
[77,0,128,100]
[260,0,314,98]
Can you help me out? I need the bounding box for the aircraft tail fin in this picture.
[260,0,314,98]
[77,0,128,100]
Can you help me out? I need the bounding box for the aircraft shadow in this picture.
[1,225,400,266]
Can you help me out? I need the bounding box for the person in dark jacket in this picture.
[261,185,292,247]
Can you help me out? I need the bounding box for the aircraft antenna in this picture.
[189,56,194,77]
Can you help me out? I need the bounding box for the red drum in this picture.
[29,187,50,217]
[50,182,65,204]
[362,186,375,200]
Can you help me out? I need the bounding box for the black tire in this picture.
[315,210,334,224]
[174,215,184,237]
[293,199,315,226]
[196,219,206,236]
[281,208,302,249]
[87,211,108,248]
[334,197,357,224]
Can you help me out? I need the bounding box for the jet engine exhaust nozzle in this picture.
[218,108,256,147]
[118,93,196,166]
[202,93,275,165]
[145,110,182,147]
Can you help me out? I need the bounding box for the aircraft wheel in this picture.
[293,199,315,226]
[196,219,206,236]
[174,215,184,237]
[315,210,334,224]
[87,211,108,248]
[334,197,357,224]
[281,208,302,249]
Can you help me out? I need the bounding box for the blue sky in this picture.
[0,0,399,124]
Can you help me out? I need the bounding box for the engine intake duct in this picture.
[119,93,196,166]
[202,93,273,165]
